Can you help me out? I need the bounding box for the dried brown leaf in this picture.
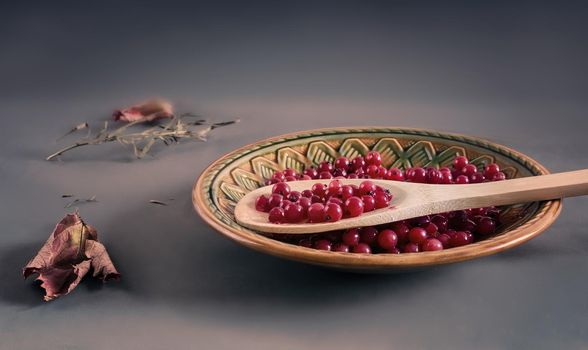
[23,213,120,301]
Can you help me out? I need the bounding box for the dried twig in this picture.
[64,195,98,208]
[149,200,168,206]
[47,114,240,161]
[56,122,89,141]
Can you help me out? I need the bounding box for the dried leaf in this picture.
[113,99,173,123]
[23,213,120,301]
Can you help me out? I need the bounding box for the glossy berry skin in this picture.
[327,180,342,197]
[287,191,301,202]
[272,182,291,197]
[340,185,355,201]
[268,207,285,223]
[359,227,378,245]
[359,181,377,196]
[352,243,372,254]
[484,163,500,178]
[283,168,298,177]
[374,192,390,209]
[475,217,496,235]
[351,156,366,170]
[285,175,297,182]
[319,171,333,179]
[304,168,318,179]
[425,223,438,236]
[335,157,350,170]
[469,173,485,183]
[298,197,312,212]
[342,228,361,246]
[365,151,382,166]
[431,215,448,232]
[407,167,426,183]
[422,238,443,251]
[453,156,469,170]
[366,165,380,178]
[327,197,343,206]
[268,194,283,209]
[345,196,364,217]
[426,169,442,184]
[361,195,376,212]
[332,168,347,178]
[255,194,270,212]
[311,183,327,197]
[437,233,451,248]
[455,175,469,184]
[391,222,410,244]
[317,161,334,174]
[461,164,478,177]
[449,231,473,247]
[324,203,343,222]
[385,167,404,181]
[408,227,428,244]
[314,239,332,251]
[403,243,420,253]
[284,203,304,223]
[301,189,313,198]
[308,203,325,223]
[377,229,398,250]
[492,172,506,181]
[332,243,350,252]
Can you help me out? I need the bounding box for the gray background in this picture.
[1,1,587,349]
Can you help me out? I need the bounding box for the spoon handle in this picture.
[443,169,588,208]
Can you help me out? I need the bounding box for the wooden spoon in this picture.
[234,169,588,234]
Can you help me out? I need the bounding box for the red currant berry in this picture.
[268,207,285,223]
[335,157,350,170]
[391,222,410,244]
[308,203,325,223]
[284,203,304,223]
[268,193,283,208]
[455,175,469,184]
[365,151,382,166]
[403,243,420,253]
[452,156,469,170]
[319,171,333,179]
[426,168,442,184]
[327,179,342,197]
[332,243,350,252]
[374,192,390,209]
[492,172,506,181]
[484,163,500,178]
[298,238,312,248]
[314,239,332,251]
[287,191,301,202]
[408,227,428,244]
[344,196,364,217]
[311,183,327,197]
[449,231,473,247]
[359,180,377,196]
[340,185,355,201]
[352,243,372,254]
[255,194,270,212]
[461,164,478,177]
[351,156,366,170]
[469,173,485,183]
[359,227,378,245]
[377,229,398,250]
[342,228,361,246]
[475,217,496,235]
[304,167,318,179]
[422,238,443,251]
[283,168,297,177]
[407,167,426,183]
[272,182,291,197]
[324,203,343,222]
[385,167,404,181]
[361,195,375,212]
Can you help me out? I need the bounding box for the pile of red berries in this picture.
[255,151,505,254]
[255,179,393,224]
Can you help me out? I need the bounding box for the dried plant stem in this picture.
[47,142,90,161]
[47,115,239,161]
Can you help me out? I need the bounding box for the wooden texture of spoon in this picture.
[234,169,588,234]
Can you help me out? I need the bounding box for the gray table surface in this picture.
[1,2,587,349]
